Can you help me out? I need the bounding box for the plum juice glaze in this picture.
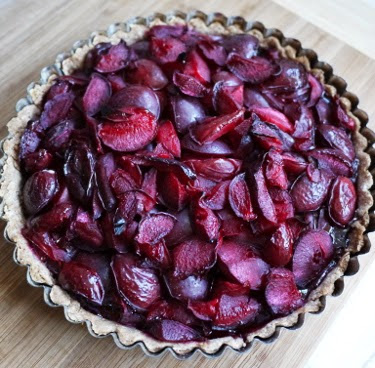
[19,25,358,342]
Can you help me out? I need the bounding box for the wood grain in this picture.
[273,0,375,59]
[0,1,374,367]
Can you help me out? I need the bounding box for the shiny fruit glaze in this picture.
[19,25,357,342]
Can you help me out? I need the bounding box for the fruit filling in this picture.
[19,25,358,343]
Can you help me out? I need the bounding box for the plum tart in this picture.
[0,13,373,357]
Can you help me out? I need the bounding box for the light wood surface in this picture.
[273,0,375,59]
[0,1,374,367]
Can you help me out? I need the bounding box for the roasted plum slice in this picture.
[40,92,75,130]
[135,212,176,245]
[95,153,117,211]
[32,202,74,232]
[82,73,112,116]
[250,116,294,151]
[181,135,234,157]
[158,171,189,211]
[126,59,168,90]
[263,59,308,98]
[64,140,95,204]
[170,94,206,134]
[203,180,230,211]
[69,208,104,250]
[190,196,220,241]
[328,176,357,226]
[112,254,161,310]
[318,125,355,160]
[134,155,196,181]
[264,149,288,190]
[190,109,245,144]
[147,300,198,326]
[228,173,256,221]
[148,319,202,342]
[185,158,242,181]
[99,108,157,152]
[269,188,295,222]
[292,230,334,288]
[156,120,181,157]
[92,41,130,73]
[223,34,259,58]
[214,294,260,328]
[262,223,294,267]
[171,237,217,279]
[249,161,278,224]
[308,148,353,177]
[19,125,42,160]
[188,293,261,329]
[23,170,59,215]
[23,149,53,174]
[290,168,332,212]
[173,71,208,98]
[217,240,270,290]
[265,268,303,315]
[106,84,160,119]
[213,81,244,114]
[227,54,276,84]
[58,252,110,305]
[136,239,171,268]
[165,272,210,302]
[150,36,186,64]
[251,107,293,133]
[23,228,76,263]
[43,120,76,154]
[164,208,193,246]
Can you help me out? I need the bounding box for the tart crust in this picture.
[0,12,373,357]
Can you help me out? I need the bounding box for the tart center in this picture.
[19,24,357,342]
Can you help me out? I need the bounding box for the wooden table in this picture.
[1,1,374,367]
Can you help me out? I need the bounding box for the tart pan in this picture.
[0,10,374,359]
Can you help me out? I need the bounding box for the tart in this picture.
[0,12,373,358]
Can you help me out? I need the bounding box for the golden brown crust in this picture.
[0,13,372,356]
